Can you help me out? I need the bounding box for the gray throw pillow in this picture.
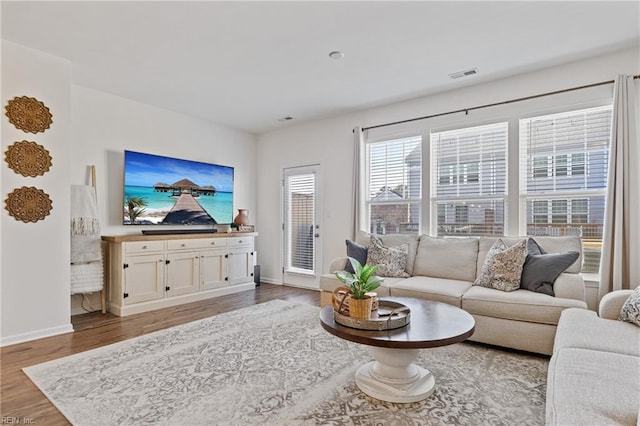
[344,240,368,273]
[474,238,527,292]
[520,238,579,296]
[618,287,640,327]
[366,236,410,278]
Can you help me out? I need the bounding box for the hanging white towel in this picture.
[71,185,102,263]
[70,184,103,294]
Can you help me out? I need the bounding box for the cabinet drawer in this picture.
[125,240,165,254]
[228,236,253,247]
[190,238,228,249]
[167,239,201,251]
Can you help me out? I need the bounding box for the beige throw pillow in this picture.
[474,238,527,292]
[366,236,410,278]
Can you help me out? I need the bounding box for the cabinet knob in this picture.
[142,245,147,249]
[238,240,243,243]
[181,243,186,247]
[211,242,216,245]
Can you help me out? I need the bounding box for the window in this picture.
[431,122,507,236]
[520,105,612,273]
[366,136,421,234]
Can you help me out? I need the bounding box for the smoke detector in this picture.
[449,68,478,79]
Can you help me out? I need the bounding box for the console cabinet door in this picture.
[166,251,200,297]
[123,254,165,304]
[228,248,255,285]
[200,249,228,290]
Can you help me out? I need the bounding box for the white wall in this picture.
[256,46,640,286]
[1,41,73,345]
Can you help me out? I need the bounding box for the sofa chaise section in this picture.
[546,289,640,425]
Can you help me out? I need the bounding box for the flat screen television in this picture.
[123,150,234,226]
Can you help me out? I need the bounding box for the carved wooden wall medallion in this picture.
[5,141,53,177]
[5,96,53,133]
[5,186,53,223]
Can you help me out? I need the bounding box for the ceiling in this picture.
[2,1,639,134]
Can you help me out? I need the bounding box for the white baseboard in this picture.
[261,277,283,285]
[1,324,74,347]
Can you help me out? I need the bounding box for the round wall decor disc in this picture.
[5,186,53,223]
[5,96,53,134]
[5,140,53,177]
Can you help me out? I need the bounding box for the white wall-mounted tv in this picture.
[123,150,234,226]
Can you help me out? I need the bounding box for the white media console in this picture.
[102,232,257,316]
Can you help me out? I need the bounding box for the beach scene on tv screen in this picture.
[123,151,234,225]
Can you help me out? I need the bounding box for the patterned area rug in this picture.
[24,300,548,425]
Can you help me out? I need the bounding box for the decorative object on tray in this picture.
[5,140,52,177]
[5,186,53,223]
[334,257,383,320]
[233,208,250,226]
[365,292,379,311]
[333,299,411,330]
[5,96,53,133]
[332,286,351,315]
[238,225,255,232]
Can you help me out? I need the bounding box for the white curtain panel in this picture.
[599,75,640,300]
[352,127,366,239]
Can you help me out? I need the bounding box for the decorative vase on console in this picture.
[234,209,250,226]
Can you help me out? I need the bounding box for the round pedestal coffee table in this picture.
[319,297,475,403]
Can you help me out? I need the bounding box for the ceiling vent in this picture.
[449,68,478,80]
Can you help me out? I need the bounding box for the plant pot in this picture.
[348,296,373,320]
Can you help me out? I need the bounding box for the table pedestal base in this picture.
[355,347,435,403]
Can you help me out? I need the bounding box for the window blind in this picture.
[366,136,421,235]
[284,172,315,274]
[519,105,612,273]
[431,122,508,236]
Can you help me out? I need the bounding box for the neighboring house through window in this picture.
[365,136,422,234]
[431,122,508,237]
[520,105,612,272]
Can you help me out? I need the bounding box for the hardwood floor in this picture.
[0,284,320,425]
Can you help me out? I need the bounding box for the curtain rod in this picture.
[362,74,640,132]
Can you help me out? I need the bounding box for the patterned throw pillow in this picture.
[366,236,410,278]
[618,287,640,327]
[474,239,527,292]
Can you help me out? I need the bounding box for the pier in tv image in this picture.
[123,150,234,225]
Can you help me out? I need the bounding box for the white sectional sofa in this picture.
[319,232,588,355]
[546,289,640,425]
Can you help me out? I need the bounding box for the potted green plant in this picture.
[335,257,383,319]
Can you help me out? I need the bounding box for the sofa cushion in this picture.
[388,276,473,307]
[474,239,527,292]
[462,286,587,325]
[546,348,640,426]
[554,307,640,357]
[520,238,580,296]
[367,236,410,278]
[343,240,368,273]
[618,286,640,327]
[525,236,583,273]
[414,235,479,282]
[355,231,419,275]
[477,236,583,277]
